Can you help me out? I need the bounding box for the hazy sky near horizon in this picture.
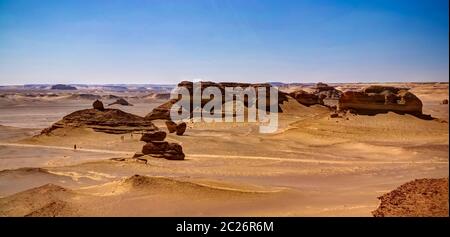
[0,0,448,85]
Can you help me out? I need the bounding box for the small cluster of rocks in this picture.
[134,130,185,160]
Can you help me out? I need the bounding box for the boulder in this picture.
[141,141,185,160]
[93,100,104,111]
[140,131,167,142]
[176,122,187,135]
[165,120,177,133]
[145,99,177,120]
[51,84,77,90]
[442,99,448,105]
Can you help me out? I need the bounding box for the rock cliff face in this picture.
[338,86,423,116]
[145,81,289,121]
[40,101,157,135]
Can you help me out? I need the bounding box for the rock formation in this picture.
[102,94,120,100]
[108,98,133,106]
[338,86,423,116]
[50,84,77,90]
[139,131,185,160]
[289,90,323,106]
[313,82,343,100]
[372,178,448,217]
[165,120,177,133]
[442,99,448,105]
[68,94,102,100]
[40,101,157,135]
[140,131,166,142]
[93,100,104,111]
[145,81,289,120]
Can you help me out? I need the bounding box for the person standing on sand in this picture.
[74,144,77,150]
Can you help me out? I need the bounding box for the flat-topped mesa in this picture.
[40,100,157,135]
[312,82,343,100]
[338,85,424,117]
[145,81,289,121]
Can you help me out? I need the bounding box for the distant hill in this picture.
[50,84,77,90]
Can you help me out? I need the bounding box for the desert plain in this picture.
[0,82,448,217]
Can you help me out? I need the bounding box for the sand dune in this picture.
[0,175,289,217]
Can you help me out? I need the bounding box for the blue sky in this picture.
[0,0,448,85]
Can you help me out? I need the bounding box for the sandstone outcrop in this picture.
[313,83,343,100]
[165,120,177,133]
[146,99,177,120]
[372,178,448,217]
[145,81,289,120]
[289,90,322,106]
[140,131,166,142]
[338,86,423,116]
[40,101,157,135]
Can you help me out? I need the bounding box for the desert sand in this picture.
[0,82,448,216]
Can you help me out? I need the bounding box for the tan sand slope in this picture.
[0,175,289,217]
